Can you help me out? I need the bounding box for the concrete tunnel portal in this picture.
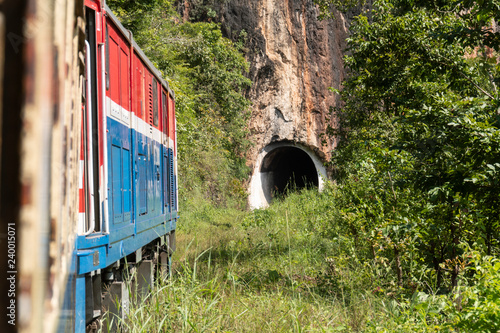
[249,142,327,209]
[261,147,318,194]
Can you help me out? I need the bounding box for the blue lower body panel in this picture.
[76,115,178,273]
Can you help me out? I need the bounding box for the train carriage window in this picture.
[153,79,158,127]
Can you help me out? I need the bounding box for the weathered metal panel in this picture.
[14,0,85,332]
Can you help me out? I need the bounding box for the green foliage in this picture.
[107,0,251,207]
[181,0,231,23]
[317,0,500,330]
[313,0,367,20]
[443,252,500,333]
[321,0,500,286]
[103,1,500,331]
[107,184,499,332]
[364,250,500,332]
[129,189,388,332]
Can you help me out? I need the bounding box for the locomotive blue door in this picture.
[110,141,132,224]
[150,81,162,218]
[137,152,148,216]
[135,77,153,225]
[111,144,123,223]
[135,132,149,221]
[153,143,162,216]
[106,22,134,242]
[108,130,133,232]
[147,141,155,215]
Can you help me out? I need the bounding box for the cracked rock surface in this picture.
[181,0,352,169]
[219,0,350,167]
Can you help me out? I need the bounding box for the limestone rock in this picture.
[218,0,349,167]
[180,0,353,206]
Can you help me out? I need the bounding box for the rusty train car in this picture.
[0,0,178,332]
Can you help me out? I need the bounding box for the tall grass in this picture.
[106,189,388,332]
[108,187,488,332]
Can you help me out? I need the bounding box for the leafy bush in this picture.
[319,0,500,292]
[445,252,500,333]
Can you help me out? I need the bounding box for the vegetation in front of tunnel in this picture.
[109,182,500,332]
[106,0,500,332]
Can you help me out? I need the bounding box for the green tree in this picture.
[321,0,500,291]
[108,0,251,206]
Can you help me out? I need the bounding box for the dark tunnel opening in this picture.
[260,146,318,198]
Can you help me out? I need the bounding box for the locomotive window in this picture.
[153,78,158,127]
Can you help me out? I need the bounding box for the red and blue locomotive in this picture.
[72,0,178,330]
[0,0,177,330]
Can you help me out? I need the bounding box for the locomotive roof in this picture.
[104,4,175,100]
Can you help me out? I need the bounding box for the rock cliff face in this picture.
[180,0,349,163]
[216,0,349,165]
[179,0,351,205]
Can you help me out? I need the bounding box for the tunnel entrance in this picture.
[261,147,318,196]
[249,142,327,209]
